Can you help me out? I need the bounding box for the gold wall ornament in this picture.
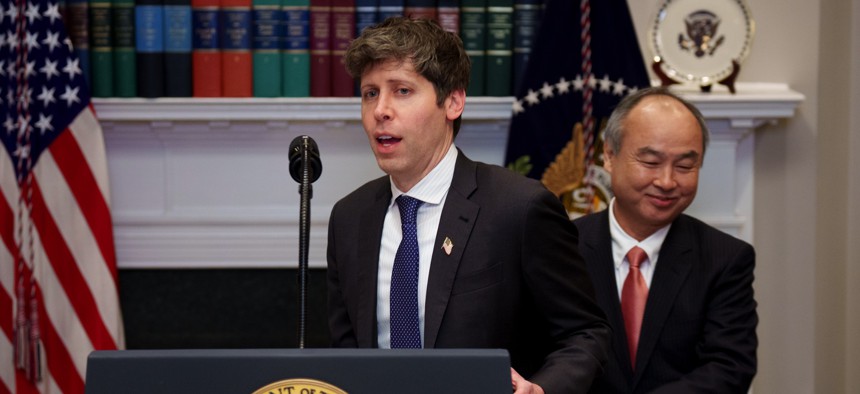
[541,122,587,199]
[252,378,348,394]
[541,122,612,219]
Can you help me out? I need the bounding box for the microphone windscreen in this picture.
[289,136,322,183]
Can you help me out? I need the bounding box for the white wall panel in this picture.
[97,85,801,268]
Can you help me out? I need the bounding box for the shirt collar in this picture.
[608,198,672,268]
[390,144,458,206]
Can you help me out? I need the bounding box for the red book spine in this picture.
[221,0,253,96]
[331,0,354,97]
[404,0,436,21]
[310,0,332,96]
[192,0,222,96]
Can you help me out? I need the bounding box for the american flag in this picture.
[0,0,124,392]
[505,0,649,219]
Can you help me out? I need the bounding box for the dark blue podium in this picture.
[85,348,510,393]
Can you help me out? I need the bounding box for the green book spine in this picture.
[113,0,137,96]
[90,0,113,96]
[282,0,310,97]
[253,0,283,96]
[486,0,512,96]
[460,0,486,96]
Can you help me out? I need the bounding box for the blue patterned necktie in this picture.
[390,195,423,348]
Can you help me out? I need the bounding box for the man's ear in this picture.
[445,89,466,121]
[603,144,615,173]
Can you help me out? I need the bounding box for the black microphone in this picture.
[289,135,322,183]
[289,135,321,348]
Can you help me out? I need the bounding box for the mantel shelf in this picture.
[102,82,803,269]
[93,82,803,126]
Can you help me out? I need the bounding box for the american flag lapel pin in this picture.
[442,237,454,255]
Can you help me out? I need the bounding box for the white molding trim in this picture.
[99,83,803,269]
[94,83,802,123]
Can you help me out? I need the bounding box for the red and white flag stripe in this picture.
[1,106,124,394]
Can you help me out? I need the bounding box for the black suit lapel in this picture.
[580,212,636,380]
[632,216,694,385]
[355,184,391,347]
[423,153,479,348]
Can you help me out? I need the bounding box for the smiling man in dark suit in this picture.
[575,87,758,393]
[326,17,611,394]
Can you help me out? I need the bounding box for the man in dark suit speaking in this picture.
[326,17,610,394]
[575,87,758,393]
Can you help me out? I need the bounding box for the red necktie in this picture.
[622,246,649,369]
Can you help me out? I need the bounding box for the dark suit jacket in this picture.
[327,151,611,393]
[574,210,757,394]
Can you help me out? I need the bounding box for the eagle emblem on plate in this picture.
[650,0,754,88]
[679,10,725,57]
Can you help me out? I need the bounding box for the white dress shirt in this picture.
[376,145,457,348]
[608,198,672,300]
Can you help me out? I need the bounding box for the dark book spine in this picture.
[192,0,222,96]
[353,0,376,95]
[113,0,137,96]
[460,0,485,96]
[67,0,91,82]
[331,0,354,97]
[512,0,540,93]
[164,0,193,96]
[282,0,310,97]
[437,0,459,34]
[377,0,402,20]
[90,0,113,96]
[486,0,512,96]
[136,0,165,97]
[309,0,331,96]
[252,0,283,96]
[354,0,378,36]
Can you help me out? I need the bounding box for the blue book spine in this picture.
[377,0,402,21]
[355,0,378,36]
[164,0,193,96]
[136,0,165,97]
[354,0,377,94]
[221,10,252,50]
[192,8,221,51]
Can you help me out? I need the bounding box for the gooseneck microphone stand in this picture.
[297,140,311,349]
[290,136,321,349]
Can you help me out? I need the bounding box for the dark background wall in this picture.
[118,268,330,349]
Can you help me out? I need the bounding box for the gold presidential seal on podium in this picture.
[649,0,754,93]
[252,378,348,394]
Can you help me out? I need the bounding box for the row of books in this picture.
[63,0,545,98]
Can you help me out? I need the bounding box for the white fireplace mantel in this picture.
[99,82,803,269]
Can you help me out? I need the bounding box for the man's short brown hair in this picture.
[345,17,471,135]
